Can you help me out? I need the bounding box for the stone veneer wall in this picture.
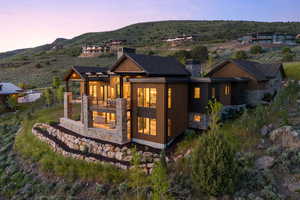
[32,123,163,173]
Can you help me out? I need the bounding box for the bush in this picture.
[250,45,263,54]
[282,53,295,62]
[233,50,248,59]
[282,47,292,54]
[191,100,240,196]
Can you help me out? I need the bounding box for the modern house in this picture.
[239,32,297,45]
[0,83,22,105]
[60,53,285,149]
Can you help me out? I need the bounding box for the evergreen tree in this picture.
[56,85,65,104]
[6,95,18,110]
[44,88,53,106]
[52,76,61,89]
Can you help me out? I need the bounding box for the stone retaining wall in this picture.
[32,123,162,173]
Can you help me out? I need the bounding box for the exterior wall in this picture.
[61,94,129,145]
[210,63,260,90]
[131,82,167,147]
[167,83,189,142]
[189,82,209,113]
[231,82,248,105]
[114,58,142,73]
[217,83,231,106]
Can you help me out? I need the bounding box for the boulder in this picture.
[255,156,275,170]
[269,126,300,149]
[115,152,124,160]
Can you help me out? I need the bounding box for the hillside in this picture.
[2,20,300,87]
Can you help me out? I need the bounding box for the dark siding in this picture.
[189,83,209,113]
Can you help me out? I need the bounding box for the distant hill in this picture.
[2,20,300,60]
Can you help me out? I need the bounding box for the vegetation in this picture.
[172,45,208,64]
[233,50,248,59]
[250,45,263,54]
[191,100,240,196]
[284,62,300,80]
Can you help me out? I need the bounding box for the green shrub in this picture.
[282,52,295,62]
[191,100,240,196]
[233,50,248,59]
[250,45,263,54]
[282,47,292,54]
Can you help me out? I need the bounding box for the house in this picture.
[239,32,297,45]
[0,83,22,106]
[206,59,285,105]
[60,52,284,149]
[163,35,198,47]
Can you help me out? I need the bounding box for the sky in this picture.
[0,0,300,52]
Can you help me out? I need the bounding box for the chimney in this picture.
[185,59,203,77]
[117,47,136,59]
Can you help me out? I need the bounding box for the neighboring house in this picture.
[239,32,296,45]
[206,60,285,105]
[0,83,22,106]
[60,53,284,149]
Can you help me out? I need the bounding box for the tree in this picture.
[282,52,295,62]
[150,155,172,200]
[191,100,240,196]
[282,47,292,54]
[56,85,65,104]
[6,95,18,110]
[233,50,248,59]
[190,45,209,62]
[172,50,191,64]
[129,147,148,199]
[52,76,61,89]
[43,88,53,106]
[250,45,263,54]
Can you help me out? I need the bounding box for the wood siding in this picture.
[114,58,143,73]
[131,83,167,144]
[167,83,189,142]
[210,63,264,90]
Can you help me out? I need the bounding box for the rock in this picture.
[255,156,275,170]
[260,125,270,137]
[269,126,300,149]
[287,182,300,192]
[143,152,153,157]
[115,152,123,160]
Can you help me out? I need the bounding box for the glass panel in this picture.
[144,118,150,135]
[138,117,144,134]
[168,88,172,109]
[194,87,200,99]
[145,88,150,107]
[150,88,157,108]
[150,119,156,136]
[194,114,201,122]
[138,88,144,107]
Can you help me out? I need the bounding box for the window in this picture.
[194,87,201,99]
[194,114,201,122]
[168,88,172,109]
[211,88,216,98]
[89,83,97,97]
[137,88,157,108]
[225,84,231,95]
[138,117,157,136]
[168,119,172,137]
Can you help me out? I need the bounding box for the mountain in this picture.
[2,20,300,60]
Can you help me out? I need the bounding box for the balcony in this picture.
[88,97,130,111]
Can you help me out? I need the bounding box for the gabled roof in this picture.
[207,59,284,81]
[65,66,109,81]
[0,83,22,95]
[110,53,190,76]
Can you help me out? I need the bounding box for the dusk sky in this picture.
[1,0,300,52]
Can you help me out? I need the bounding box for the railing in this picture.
[88,97,117,109]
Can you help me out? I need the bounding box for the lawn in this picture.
[284,62,300,80]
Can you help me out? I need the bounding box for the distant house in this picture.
[163,35,197,47]
[239,32,296,45]
[0,83,22,105]
[80,45,111,57]
[206,59,285,105]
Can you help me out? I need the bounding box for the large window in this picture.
[225,84,231,96]
[137,88,157,108]
[89,82,98,97]
[168,88,172,109]
[194,114,201,122]
[138,117,157,136]
[194,87,201,99]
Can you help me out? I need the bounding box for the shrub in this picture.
[233,50,248,59]
[52,76,61,89]
[250,45,263,54]
[191,100,240,196]
[282,47,292,54]
[34,63,43,69]
[282,52,295,62]
[6,95,18,110]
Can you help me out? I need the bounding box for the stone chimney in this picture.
[185,59,203,77]
[117,47,136,59]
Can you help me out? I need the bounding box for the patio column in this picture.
[83,95,92,128]
[64,92,72,119]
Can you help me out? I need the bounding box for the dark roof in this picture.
[0,83,22,95]
[190,77,250,83]
[111,53,190,76]
[207,59,284,81]
[65,66,109,81]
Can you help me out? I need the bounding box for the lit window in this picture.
[194,114,201,122]
[211,88,216,98]
[137,88,157,108]
[225,84,231,95]
[89,84,97,97]
[168,88,172,109]
[194,87,201,99]
[138,117,157,136]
